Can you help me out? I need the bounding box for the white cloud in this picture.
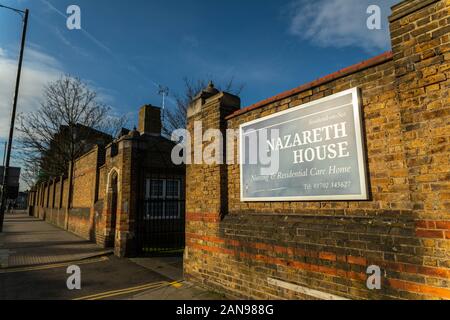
[0,46,62,140]
[287,0,399,53]
[0,46,62,189]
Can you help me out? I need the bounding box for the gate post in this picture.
[184,83,240,281]
[114,130,140,257]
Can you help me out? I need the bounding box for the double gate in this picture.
[136,169,185,255]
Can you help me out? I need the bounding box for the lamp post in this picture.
[0,4,29,232]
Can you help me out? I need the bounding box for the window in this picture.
[149,179,164,199]
[145,178,181,219]
[166,180,180,198]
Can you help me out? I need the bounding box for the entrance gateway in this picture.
[135,166,185,256]
[240,87,368,202]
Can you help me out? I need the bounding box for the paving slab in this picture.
[1,212,227,300]
[131,281,227,300]
[130,256,184,280]
[0,212,112,268]
[128,257,228,300]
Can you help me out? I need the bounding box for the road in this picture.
[0,254,179,300]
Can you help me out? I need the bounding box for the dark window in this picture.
[145,178,181,219]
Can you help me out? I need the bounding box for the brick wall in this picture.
[184,0,450,300]
[29,176,67,229]
[29,146,105,241]
[71,147,100,208]
[27,124,179,257]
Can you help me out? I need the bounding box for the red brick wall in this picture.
[54,180,61,209]
[30,177,67,229]
[98,166,107,202]
[30,147,104,241]
[184,0,450,300]
[71,148,99,208]
[67,208,91,239]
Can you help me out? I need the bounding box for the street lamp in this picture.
[0,4,29,232]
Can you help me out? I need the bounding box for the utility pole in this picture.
[2,141,6,168]
[0,142,5,209]
[0,5,29,232]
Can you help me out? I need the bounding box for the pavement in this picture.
[0,212,112,268]
[0,211,225,300]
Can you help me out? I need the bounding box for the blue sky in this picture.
[0,0,399,172]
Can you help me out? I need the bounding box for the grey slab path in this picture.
[130,256,184,280]
[131,281,227,300]
[1,211,226,300]
[0,211,112,268]
[129,257,228,300]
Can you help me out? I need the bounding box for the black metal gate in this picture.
[136,169,185,256]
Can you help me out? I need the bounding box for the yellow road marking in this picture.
[82,284,167,300]
[74,281,167,300]
[171,281,183,288]
[74,281,169,300]
[0,256,109,274]
[74,280,184,300]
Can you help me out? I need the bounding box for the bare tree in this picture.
[17,75,127,185]
[163,77,244,135]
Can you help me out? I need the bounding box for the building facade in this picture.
[184,0,450,299]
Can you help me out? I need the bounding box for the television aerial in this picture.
[158,85,169,122]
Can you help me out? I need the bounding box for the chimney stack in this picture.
[138,104,162,136]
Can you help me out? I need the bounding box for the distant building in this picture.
[15,192,29,210]
[0,166,21,200]
[38,123,114,181]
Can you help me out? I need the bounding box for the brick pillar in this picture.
[64,161,74,230]
[51,178,57,209]
[184,83,240,281]
[114,130,140,257]
[59,175,64,209]
[390,0,450,223]
[39,184,44,213]
[36,185,41,218]
[138,105,162,136]
[28,188,36,217]
[44,181,50,220]
[34,186,40,217]
[89,147,100,242]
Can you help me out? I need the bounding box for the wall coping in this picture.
[389,0,440,22]
[225,51,394,121]
[72,144,99,165]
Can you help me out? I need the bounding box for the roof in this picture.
[226,51,394,120]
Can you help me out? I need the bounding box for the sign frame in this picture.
[239,87,369,202]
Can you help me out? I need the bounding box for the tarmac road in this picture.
[0,254,174,300]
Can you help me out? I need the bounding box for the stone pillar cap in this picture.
[194,81,220,100]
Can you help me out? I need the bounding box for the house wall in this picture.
[184,0,450,300]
